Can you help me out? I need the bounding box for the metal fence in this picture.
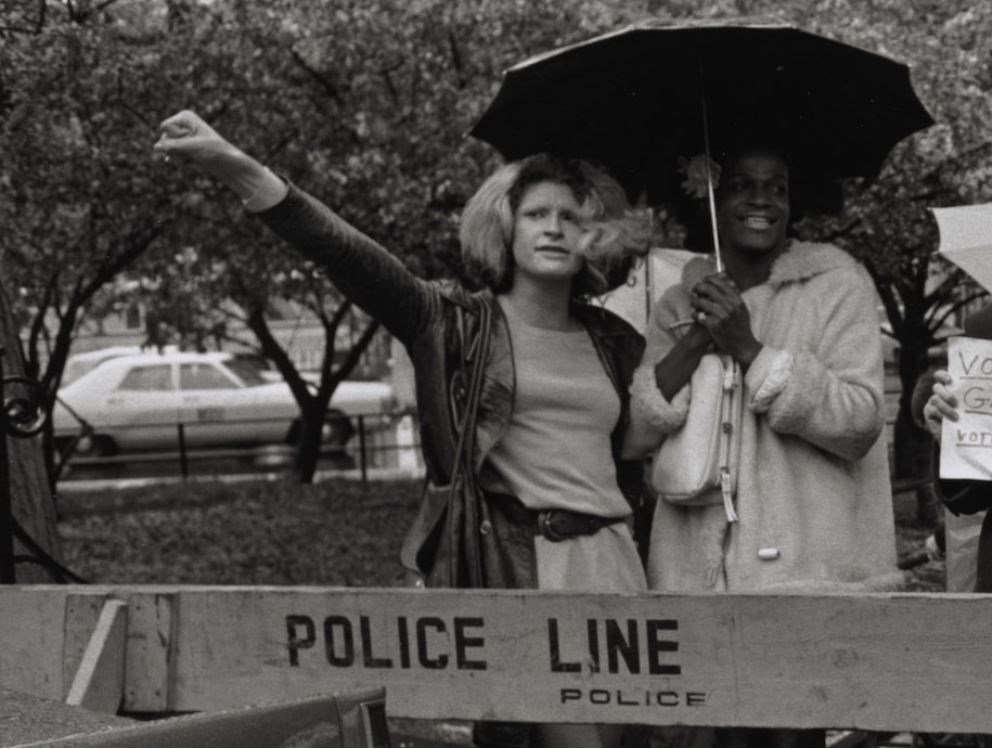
[58,409,423,487]
[59,383,909,489]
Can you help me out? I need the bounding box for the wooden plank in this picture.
[65,600,128,713]
[176,588,992,732]
[62,594,109,700]
[122,593,176,712]
[2,586,992,733]
[0,587,71,700]
[162,587,992,732]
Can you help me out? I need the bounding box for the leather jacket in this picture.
[258,184,648,587]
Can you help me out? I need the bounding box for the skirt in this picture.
[534,521,647,593]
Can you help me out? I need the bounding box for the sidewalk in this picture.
[0,688,134,747]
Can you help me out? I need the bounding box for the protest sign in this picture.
[940,336,992,480]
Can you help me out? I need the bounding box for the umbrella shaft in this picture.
[706,177,722,273]
[700,80,723,272]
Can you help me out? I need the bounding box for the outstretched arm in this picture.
[155,110,438,344]
[155,111,288,209]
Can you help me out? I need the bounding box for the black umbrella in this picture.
[471,18,935,205]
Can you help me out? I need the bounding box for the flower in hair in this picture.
[678,154,721,199]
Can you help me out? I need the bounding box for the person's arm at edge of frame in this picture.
[921,370,992,516]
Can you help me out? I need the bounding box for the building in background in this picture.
[49,296,393,383]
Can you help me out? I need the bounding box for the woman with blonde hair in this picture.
[156,110,650,747]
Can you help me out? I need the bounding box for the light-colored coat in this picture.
[626,241,902,592]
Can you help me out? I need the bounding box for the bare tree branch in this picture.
[332,318,381,383]
[312,299,352,393]
[924,269,966,309]
[115,70,158,129]
[290,48,345,106]
[24,274,56,380]
[447,27,466,89]
[818,217,862,244]
[865,260,906,340]
[928,290,989,334]
[379,62,401,107]
[216,329,257,350]
[76,222,166,305]
[0,22,42,33]
[40,305,79,395]
[246,305,313,408]
[325,295,350,331]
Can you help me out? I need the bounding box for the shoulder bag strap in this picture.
[719,356,740,523]
[447,300,493,587]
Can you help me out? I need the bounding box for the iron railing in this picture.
[57,409,423,487]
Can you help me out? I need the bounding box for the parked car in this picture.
[60,345,169,386]
[53,350,395,456]
[62,346,307,387]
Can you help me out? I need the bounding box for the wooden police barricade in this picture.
[1,585,991,736]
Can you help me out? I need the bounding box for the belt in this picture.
[485,490,624,543]
[538,509,622,542]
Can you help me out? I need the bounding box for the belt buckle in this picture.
[539,511,568,542]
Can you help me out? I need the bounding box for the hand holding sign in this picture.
[924,370,957,441]
[939,337,992,480]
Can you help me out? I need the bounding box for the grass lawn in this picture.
[57,477,944,591]
[58,478,423,586]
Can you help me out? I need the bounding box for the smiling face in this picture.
[510,180,587,285]
[715,149,791,257]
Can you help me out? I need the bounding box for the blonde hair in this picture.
[459,154,649,297]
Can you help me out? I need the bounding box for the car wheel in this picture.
[285,419,302,446]
[324,409,355,446]
[286,413,356,448]
[73,434,117,458]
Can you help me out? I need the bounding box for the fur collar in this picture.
[681,241,858,291]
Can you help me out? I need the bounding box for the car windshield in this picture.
[225,357,269,387]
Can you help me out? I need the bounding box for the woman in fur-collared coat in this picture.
[624,143,902,596]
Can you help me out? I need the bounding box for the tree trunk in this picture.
[243,305,375,485]
[0,279,64,582]
[293,408,325,485]
[893,335,938,525]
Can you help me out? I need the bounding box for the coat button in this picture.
[480,520,492,535]
[758,547,780,561]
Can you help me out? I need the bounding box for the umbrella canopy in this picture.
[933,202,992,293]
[470,18,935,203]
